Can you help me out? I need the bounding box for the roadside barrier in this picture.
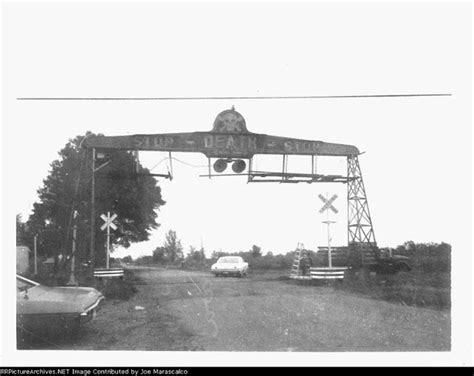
[290,267,348,280]
[310,267,348,279]
[93,268,124,278]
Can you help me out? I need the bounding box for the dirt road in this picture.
[22,266,450,351]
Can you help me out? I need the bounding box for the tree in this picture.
[403,240,416,252]
[198,246,206,262]
[186,246,205,263]
[16,214,31,247]
[211,250,226,260]
[163,230,183,263]
[27,132,166,266]
[250,244,262,258]
[152,246,166,263]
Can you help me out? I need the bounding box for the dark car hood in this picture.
[17,285,103,315]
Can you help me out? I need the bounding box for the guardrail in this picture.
[93,268,124,278]
[290,267,349,280]
[310,267,348,279]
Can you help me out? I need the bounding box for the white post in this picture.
[326,193,332,268]
[106,211,110,269]
[320,193,337,269]
[169,151,173,176]
[33,235,38,275]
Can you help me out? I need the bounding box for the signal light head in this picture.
[232,159,246,173]
[213,159,228,173]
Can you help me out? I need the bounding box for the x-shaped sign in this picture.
[100,212,118,231]
[318,194,338,214]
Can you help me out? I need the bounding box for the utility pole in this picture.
[90,148,112,273]
[90,148,96,273]
[68,211,78,286]
[33,234,38,276]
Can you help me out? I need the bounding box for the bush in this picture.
[182,258,207,270]
[336,242,452,310]
[135,255,154,266]
[393,242,451,273]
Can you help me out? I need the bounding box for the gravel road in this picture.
[21,266,450,351]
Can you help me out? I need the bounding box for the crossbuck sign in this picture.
[100,212,117,269]
[318,194,338,214]
[101,212,117,231]
[318,194,338,268]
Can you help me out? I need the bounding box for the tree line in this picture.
[16,132,166,271]
[127,234,451,273]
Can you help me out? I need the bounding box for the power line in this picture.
[170,157,208,168]
[16,93,452,101]
[149,157,171,172]
[149,156,207,171]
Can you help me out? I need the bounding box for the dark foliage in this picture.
[26,133,166,266]
[16,214,30,246]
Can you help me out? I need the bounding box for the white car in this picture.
[211,256,248,277]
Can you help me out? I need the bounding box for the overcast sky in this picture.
[3,2,471,259]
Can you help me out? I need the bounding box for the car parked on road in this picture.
[17,275,104,336]
[211,256,248,277]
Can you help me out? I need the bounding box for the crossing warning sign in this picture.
[318,194,338,214]
[100,212,117,231]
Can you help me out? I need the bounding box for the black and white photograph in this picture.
[1,0,472,368]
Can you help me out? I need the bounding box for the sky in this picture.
[3,2,472,260]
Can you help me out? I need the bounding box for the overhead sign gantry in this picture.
[83,108,377,267]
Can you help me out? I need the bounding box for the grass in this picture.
[94,269,138,300]
[336,269,450,310]
[132,259,451,309]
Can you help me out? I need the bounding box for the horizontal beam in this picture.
[83,131,359,158]
[250,171,348,179]
[310,275,345,279]
[198,170,353,183]
[248,173,351,183]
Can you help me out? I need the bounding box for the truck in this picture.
[315,245,411,274]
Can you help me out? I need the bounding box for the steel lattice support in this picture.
[347,155,378,265]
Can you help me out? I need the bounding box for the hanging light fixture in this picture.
[232,159,246,173]
[213,159,228,173]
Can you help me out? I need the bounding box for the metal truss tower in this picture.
[347,155,378,265]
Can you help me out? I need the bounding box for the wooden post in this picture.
[33,235,38,275]
[106,211,110,269]
[90,148,96,272]
[68,211,78,285]
[326,193,332,268]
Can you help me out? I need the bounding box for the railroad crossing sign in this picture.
[100,212,117,269]
[318,194,338,214]
[318,194,338,269]
[100,212,117,231]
